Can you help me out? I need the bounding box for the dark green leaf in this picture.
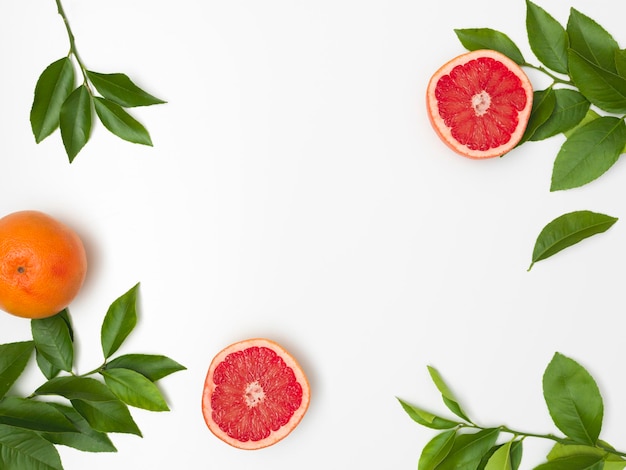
[543,353,603,445]
[31,314,74,372]
[35,376,115,402]
[101,283,139,359]
[100,368,169,411]
[530,89,590,141]
[60,84,92,162]
[0,397,76,432]
[435,428,500,470]
[428,366,471,422]
[615,49,626,78]
[418,429,456,470]
[550,116,626,191]
[454,28,525,64]
[397,398,459,429]
[534,454,604,470]
[86,71,165,107]
[94,97,153,146]
[41,403,116,453]
[529,210,617,270]
[519,88,556,145]
[30,57,75,143]
[105,353,186,381]
[510,440,524,470]
[35,351,60,381]
[0,341,34,399]
[526,1,568,74]
[0,423,63,470]
[567,8,619,72]
[484,440,513,470]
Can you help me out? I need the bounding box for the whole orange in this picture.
[0,210,87,319]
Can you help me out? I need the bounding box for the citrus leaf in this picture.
[530,89,590,141]
[101,283,139,359]
[0,397,76,432]
[41,403,117,453]
[105,354,186,382]
[563,108,600,138]
[519,88,556,145]
[35,351,60,381]
[454,28,525,65]
[550,116,626,191]
[568,49,626,114]
[567,8,619,72]
[547,443,605,461]
[529,210,617,270]
[543,353,603,445]
[0,341,34,399]
[534,454,604,470]
[484,440,515,470]
[101,368,169,411]
[86,71,165,107]
[94,97,153,146]
[0,423,63,470]
[418,429,456,470]
[510,440,524,470]
[435,428,500,470]
[31,314,74,372]
[396,398,459,429]
[427,366,471,422]
[615,49,626,78]
[30,57,75,143]
[60,84,92,162]
[526,1,569,74]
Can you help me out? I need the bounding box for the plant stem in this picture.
[55,0,90,86]
[523,62,574,87]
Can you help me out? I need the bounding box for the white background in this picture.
[1,0,625,468]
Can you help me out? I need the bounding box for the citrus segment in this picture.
[427,49,533,159]
[202,338,310,450]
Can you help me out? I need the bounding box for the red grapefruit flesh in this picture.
[426,49,533,159]
[202,338,310,450]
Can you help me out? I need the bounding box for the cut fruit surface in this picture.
[426,49,533,159]
[202,338,310,450]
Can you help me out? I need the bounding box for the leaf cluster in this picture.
[0,283,186,469]
[454,1,626,268]
[398,352,625,470]
[30,0,165,163]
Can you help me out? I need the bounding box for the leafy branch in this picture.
[398,352,625,469]
[0,283,186,470]
[30,0,165,163]
[452,1,626,269]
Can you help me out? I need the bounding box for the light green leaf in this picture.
[543,353,603,445]
[454,28,525,64]
[60,84,92,162]
[529,210,617,270]
[397,398,459,429]
[526,1,568,74]
[101,368,169,411]
[0,397,76,432]
[428,366,471,422]
[0,341,34,399]
[101,283,139,359]
[567,8,619,72]
[94,97,153,146]
[87,71,165,107]
[30,57,75,143]
[534,454,604,470]
[530,89,590,141]
[31,314,74,372]
[418,429,456,470]
[435,428,500,470]
[547,443,605,460]
[484,440,514,470]
[0,423,63,470]
[105,354,186,382]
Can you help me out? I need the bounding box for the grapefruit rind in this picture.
[426,49,533,159]
[201,338,310,450]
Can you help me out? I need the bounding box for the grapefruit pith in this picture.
[426,49,533,159]
[202,338,310,450]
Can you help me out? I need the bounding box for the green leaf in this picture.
[40,403,116,453]
[418,429,456,470]
[100,368,169,411]
[550,116,626,191]
[397,398,459,429]
[94,97,153,146]
[543,353,603,445]
[510,440,524,470]
[567,8,619,72]
[615,49,626,78]
[435,428,500,470]
[484,440,513,470]
[105,353,186,381]
[0,397,76,432]
[547,443,605,461]
[530,89,590,141]
[101,283,139,359]
[519,88,556,145]
[454,28,525,65]
[31,314,74,372]
[427,366,471,422]
[0,423,63,470]
[0,341,34,399]
[529,210,617,270]
[526,1,568,74]
[30,57,75,143]
[534,454,604,470]
[568,50,626,114]
[60,84,92,162]
[86,71,165,107]
[35,351,60,381]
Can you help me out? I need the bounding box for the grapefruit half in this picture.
[426,49,533,159]
[202,338,310,450]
